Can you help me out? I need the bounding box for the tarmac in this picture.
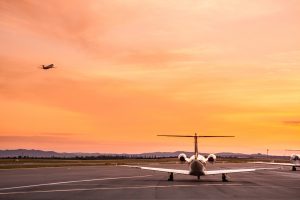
[0,163,299,200]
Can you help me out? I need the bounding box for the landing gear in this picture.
[222,173,229,182]
[197,176,200,180]
[292,166,297,171]
[168,173,174,181]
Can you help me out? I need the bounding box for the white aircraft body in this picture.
[122,133,278,182]
[251,150,300,171]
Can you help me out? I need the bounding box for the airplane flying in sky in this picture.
[40,64,55,70]
[251,150,300,171]
[122,133,278,182]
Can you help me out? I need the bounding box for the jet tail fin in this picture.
[157,134,234,159]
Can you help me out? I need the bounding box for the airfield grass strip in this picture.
[0,158,289,169]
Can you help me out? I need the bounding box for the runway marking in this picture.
[0,184,243,195]
[0,175,153,191]
[0,165,109,171]
[269,171,300,178]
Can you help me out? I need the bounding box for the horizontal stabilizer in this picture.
[157,135,234,138]
[285,149,300,151]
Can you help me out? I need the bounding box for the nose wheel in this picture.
[222,173,229,182]
[168,173,174,181]
[292,166,297,171]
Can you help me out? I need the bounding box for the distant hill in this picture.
[0,149,287,159]
[0,149,73,158]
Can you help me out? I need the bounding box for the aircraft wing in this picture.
[121,165,190,175]
[249,161,300,167]
[204,167,278,175]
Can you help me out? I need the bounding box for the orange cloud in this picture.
[283,120,300,126]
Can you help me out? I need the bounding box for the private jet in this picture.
[40,64,55,70]
[122,133,278,182]
[250,150,300,171]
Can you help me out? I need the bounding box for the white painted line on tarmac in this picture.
[270,171,300,178]
[0,175,153,191]
[0,184,243,195]
[203,183,242,186]
[0,165,113,171]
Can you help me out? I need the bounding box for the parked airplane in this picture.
[40,64,55,70]
[251,150,300,171]
[122,133,278,182]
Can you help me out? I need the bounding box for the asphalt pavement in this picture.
[0,163,299,199]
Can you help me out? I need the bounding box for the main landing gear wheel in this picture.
[292,166,297,171]
[168,173,174,181]
[197,176,200,180]
[222,173,229,182]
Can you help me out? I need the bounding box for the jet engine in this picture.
[207,154,217,164]
[178,153,187,162]
[291,154,300,161]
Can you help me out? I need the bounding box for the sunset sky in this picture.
[0,0,300,155]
